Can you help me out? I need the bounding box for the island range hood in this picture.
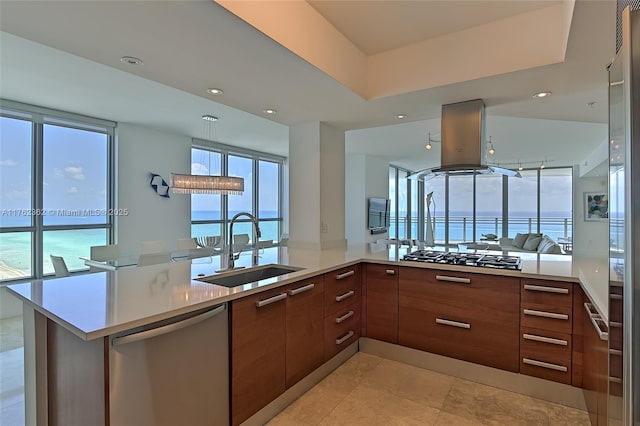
[408,99,521,180]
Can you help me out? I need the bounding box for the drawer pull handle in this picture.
[335,290,355,302]
[436,275,471,284]
[584,303,609,341]
[523,333,568,346]
[288,283,315,296]
[336,330,354,345]
[523,358,568,372]
[336,270,355,280]
[523,309,568,320]
[336,310,354,324]
[255,293,287,308]
[385,269,396,275]
[435,318,470,329]
[523,284,569,294]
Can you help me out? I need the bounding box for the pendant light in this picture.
[171,115,244,195]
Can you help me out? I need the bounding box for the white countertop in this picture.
[6,245,609,341]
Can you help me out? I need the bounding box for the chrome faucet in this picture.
[228,212,261,270]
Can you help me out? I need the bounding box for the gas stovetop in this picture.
[403,250,522,270]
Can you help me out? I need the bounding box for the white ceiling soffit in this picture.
[0,32,290,156]
[217,0,575,100]
[346,115,607,173]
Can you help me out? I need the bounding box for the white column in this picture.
[288,122,346,249]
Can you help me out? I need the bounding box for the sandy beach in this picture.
[0,261,27,280]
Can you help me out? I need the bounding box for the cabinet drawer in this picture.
[520,326,572,363]
[520,355,572,385]
[521,302,572,334]
[398,308,519,372]
[324,265,361,317]
[521,279,573,308]
[324,304,361,361]
[399,267,520,325]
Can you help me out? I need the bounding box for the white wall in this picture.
[116,123,191,254]
[572,167,609,258]
[319,123,346,248]
[345,154,389,245]
[289,122,346,249]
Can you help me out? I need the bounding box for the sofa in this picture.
[498,233,565,254]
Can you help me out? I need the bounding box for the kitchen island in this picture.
[6,244,609,426]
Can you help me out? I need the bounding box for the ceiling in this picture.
[0,0,615,171]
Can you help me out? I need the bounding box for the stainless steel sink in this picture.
[195,264,303,288]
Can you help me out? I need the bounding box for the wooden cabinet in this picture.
[323,265,361,361]
[580,287,609,426]
[231,276,327,425]
[365,264,398,343]
[231,286,288,426]
[519,279,573,384]
[286,277,325,388]
[398,267,520,372]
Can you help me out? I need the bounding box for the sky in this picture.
[0,117,108,226]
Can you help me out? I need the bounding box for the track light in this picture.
[487,136,496,155]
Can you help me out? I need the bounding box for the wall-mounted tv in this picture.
[368,197,390,233]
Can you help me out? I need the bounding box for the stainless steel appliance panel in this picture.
[109,304,229,426]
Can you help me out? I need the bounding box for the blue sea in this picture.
[0,210,281,277]
[389,211,573,243]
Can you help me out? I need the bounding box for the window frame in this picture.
[190,139,284,245]
[0,99,115,281]
[406,166,573,248]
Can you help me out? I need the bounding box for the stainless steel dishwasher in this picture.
[109,303,229,426]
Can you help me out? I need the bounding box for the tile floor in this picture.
[0,316,590,426]
[0,315,25,426]
[267,353,590,426]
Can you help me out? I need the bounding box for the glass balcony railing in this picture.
[390,215,572,245]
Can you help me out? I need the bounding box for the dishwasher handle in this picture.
[112,304,226,347]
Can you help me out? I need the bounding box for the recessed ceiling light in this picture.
[396,114,408,119]
[202,115,218,121]
[206,88,224,95]
[120,56,144,66]
[532,91,551,98]
[262,108,277,115]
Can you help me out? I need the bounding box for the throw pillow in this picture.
[541,242,563,254]
[537,236,554,253]
[523,235,542,251]
[513,233,528,249]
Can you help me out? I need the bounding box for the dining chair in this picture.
[177,238,197,250]
[137,252,170,267]
[90,244,120,261]
[50,255,70,278]
[233,234,250,248]
[142,240,167,254]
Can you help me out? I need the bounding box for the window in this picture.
[190,140,284,246]
[389,165,422,241]
[0,101,114,281]
[400,166,573,248]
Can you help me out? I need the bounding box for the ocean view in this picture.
[0,209,576,280]
[0,210,281,279]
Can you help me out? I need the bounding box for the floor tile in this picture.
[360,358,455,410]
[0,316,23,352]
[266,411,313,426]
[546,402,591,426]
[433,410,484,426]
[441,378,552,426]
[0,399,25,426]
[318,384,440,426]
[0,347,24,410]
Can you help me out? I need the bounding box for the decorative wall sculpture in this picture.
[150,173,170,198]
